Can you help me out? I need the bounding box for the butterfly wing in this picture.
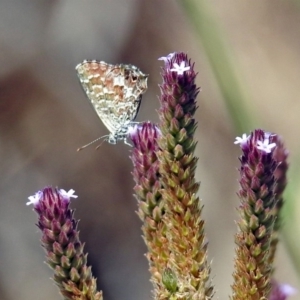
[76,60,148,136]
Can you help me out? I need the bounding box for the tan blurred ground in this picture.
[0,1,299,299]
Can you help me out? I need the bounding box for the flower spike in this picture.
[157,52,213,299]
[27,187,102,300]
[129,122,168,294]
[232,129,279,300]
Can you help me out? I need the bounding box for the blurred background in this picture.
[0,0,300,299]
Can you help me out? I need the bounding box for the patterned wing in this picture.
[76,60,148,135]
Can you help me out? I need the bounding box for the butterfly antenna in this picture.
[77,135,109,151]
[95,138,109,150]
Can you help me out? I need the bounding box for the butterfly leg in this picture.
[123,139,133,147]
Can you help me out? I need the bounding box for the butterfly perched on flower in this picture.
[76,60,148,148]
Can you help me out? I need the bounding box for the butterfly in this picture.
[76,60,148,149]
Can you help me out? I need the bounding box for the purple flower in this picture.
[27,187,102,300]
[156,52,213,299]
[128,122,161,155]
[232,129,279,299]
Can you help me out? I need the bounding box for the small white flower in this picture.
[127,124,139,135]
[279,283,297,296]
[170,62,190,75]
[26,191,42,206]
[256,139,276,153]
[234,133,249,145]
[158,52,175,62]
[59,189,78,200]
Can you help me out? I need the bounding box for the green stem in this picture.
[179,0,255,132]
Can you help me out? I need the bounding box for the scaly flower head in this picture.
[129,122,168,292]
[232,129,279,300]
[27,187,102,300]
[129,122,162,224]
[157,52,213,299]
